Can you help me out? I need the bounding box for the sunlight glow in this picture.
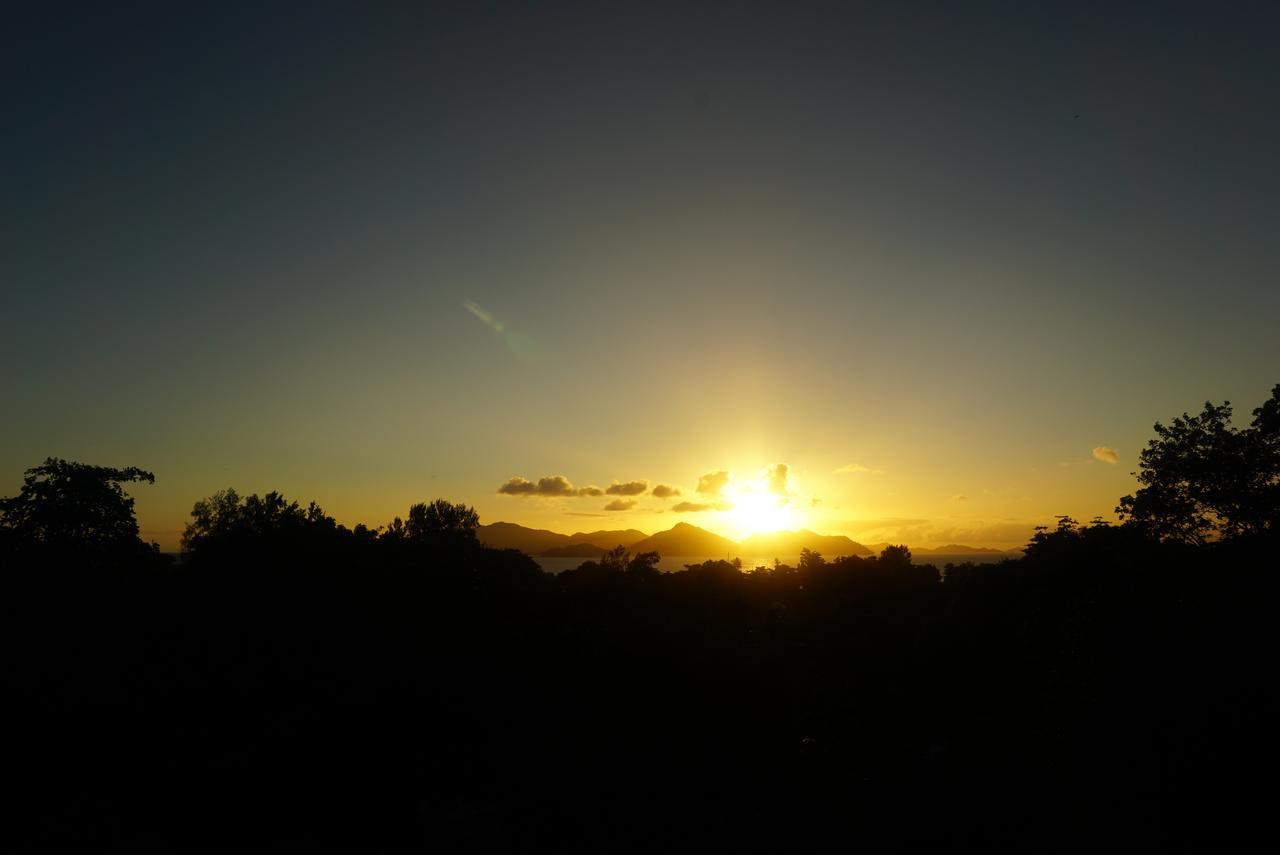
[724,481,800,538]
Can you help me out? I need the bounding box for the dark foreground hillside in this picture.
[9,523,1276,851]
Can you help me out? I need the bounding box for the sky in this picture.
[4,2,1278,550]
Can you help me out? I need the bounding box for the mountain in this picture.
[570,529,648,549]
[539,542,608,558]
[478,522,650,554]
[913,544,1006,554]
[738,529,872,558]
[485,520,893,561]
[477,522,574,554]
[628,522,739,557]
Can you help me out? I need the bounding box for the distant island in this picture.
[537,542,609,558]
[479,521,1006,560]
[475,523,647,554]
[913,544,1008,555]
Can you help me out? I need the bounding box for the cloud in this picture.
[835,463,876,474]
[952,494,969,502]
[845,518,1041,550]
[651,484,682,498]
[919,522,1042,549]
[604,499,637,511]
[606,479,649,496]
[497,475,600,497]
[673,501,730,513]
[846,517,929,529]
[497,477,539,495]
[696,470,730,496]
[463,300,505,334]
[463,300,539,359]
[765,463,789,495]
[1092,446,1119,464]
[566,511,607,517]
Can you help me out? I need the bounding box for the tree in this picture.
[599,544,631,572]
[0,457,155,555]
[181,488,343,560]
[403,499,479,547]
[1117,384,1280,543]
[404,499,479,541]
[878,544,912,567]
[798,548,826,571]
[626,550,661,577]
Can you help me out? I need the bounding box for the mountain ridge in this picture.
[628,522,740,557]
[738,529,872,557]
[487,521,881,559]
[479,523,649,553]
[483,521,1010,560]
[913,544,1007,555]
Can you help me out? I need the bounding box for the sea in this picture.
[533,551,1014,575]
[160,551,1015,573]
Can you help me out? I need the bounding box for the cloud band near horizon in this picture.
[498,475,604,497]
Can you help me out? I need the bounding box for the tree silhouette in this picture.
[403,499,480,546]
[181,488,341,561]
[599,544,631,572]
[4,444,1274,850]
[1117,384,1280,543]
[626,550,660,576]
[878,544,912,567]
[0,457,155,555]
[798,547,825,570]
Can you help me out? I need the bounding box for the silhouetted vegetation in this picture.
[1118,383,1280,542]
[6,386,1278,850]
[0,458,159,566]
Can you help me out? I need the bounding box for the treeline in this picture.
[7,485,1276,850]
[5,384,1277,850]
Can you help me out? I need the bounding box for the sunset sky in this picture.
[4,4,1278,550]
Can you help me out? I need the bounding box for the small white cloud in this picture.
[1092,446,1119,464]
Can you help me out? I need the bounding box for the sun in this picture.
[724,483,799,538]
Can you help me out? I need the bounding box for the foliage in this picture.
[379,500,481,559]
[181,489,340,560]
[627,550,660,576]
[10,432,1279,850]
[878,544,912,567]
[563,546,662,582]
[798,547,826,570]
[403,499,480,545]
[1117,384,1280,543]
[0,457,154,555]
[599,544,632,572]
[1026,515,1083,551]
